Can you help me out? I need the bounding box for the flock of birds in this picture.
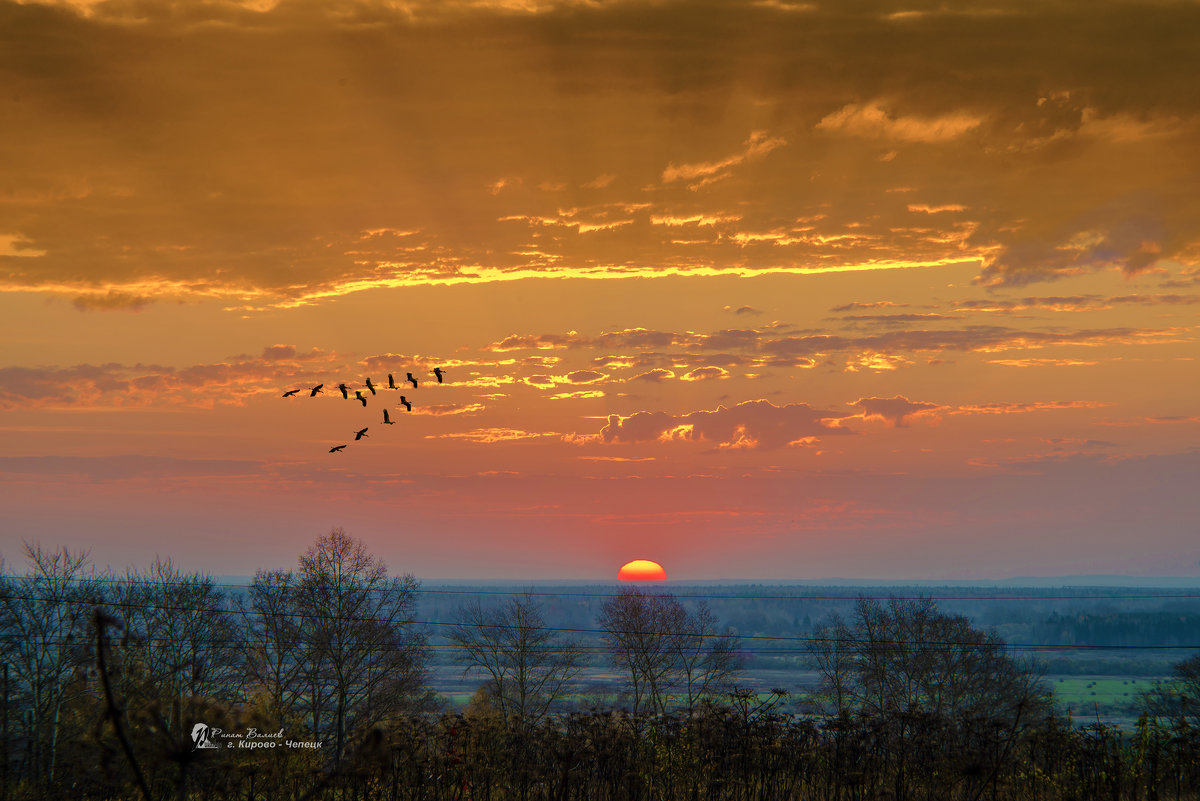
[282,368,446,453]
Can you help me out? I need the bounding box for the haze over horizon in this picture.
[2,0,1198,580]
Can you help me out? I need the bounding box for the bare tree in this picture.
[0,544,103,784]
[598,587,675,717]
[1139,653,1200,727]
[448,594,582,727]
[109,558,240,738]
[667,602,740,714]
[810,612,856,715]
[237,569,305,722]
[810,596,1049,723]
[292,528,428,763]
[599,587,740,717]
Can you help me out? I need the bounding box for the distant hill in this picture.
[211,574,1200,588]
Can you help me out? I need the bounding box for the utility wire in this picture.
[4,574,1199,602]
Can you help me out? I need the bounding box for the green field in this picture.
[1050,676,1150,704]
[1047,675,1161,726]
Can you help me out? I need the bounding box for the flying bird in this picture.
[382,408,395,425]
[354,427,369,441]
[329,444,347,453]
[406,372,418,388]
[399,396,412,412]
[338,383,349,399]
[309,384,324,397]
[388,373,397,389]
[365,377,377,395]
[354,391,367,407]
[432,367,445,383]
[282,389,301,397]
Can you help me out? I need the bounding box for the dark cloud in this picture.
[488,321,1178,375]
[2,0,1195,301]
[260,344,296,360]
[630,369,674,382]
[565,370,606,383]
[851,395,940,427]
[954,293,1200,313]
[694,329,762,350]
[0,348,342,408]
[0,363,133,407]
[761,326,1175,360]
[71,290,153,312]
[831,301,908,312]
[834,312,964,326]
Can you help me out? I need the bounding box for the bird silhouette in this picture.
[365,377,377,395]
[338,383,349,399]
[329,444,347,453]
[382,408,395,425]
[433,367,444,383]
[399,396,412,412]
[354,427,369,441]
[406,372,418,388]
[310,384,324,397]
[354,391,367,407]
[282,389,301,397]
[388,374,397,389]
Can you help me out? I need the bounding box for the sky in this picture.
[1,0,1198,581]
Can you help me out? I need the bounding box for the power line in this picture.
[4,573,1200,602]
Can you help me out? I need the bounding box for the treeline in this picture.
[419,585,1200,672]
[1021,611,1200,647]
[1,530,1198,800]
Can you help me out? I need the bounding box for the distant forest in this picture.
[2,529,1198,800]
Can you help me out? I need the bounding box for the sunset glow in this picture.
[1,0,1197,580]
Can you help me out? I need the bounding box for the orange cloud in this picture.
[680,366,728,381]
[908,203,967,214]
[986,358,1099,367]
[523,370,608,389]
[816,103,983,142]
[661,131,786,188]
[599,399,850,450]
[409,403,485,416]
[549,390,605,400]
[950,400,1112,415]
[432,428,561,444]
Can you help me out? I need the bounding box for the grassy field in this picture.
[429,661,1167,727]
[1046,675,1159,726]
[1051,676,1149,704]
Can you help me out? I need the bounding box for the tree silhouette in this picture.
[599,586,740,717]
[448,594,582,728]
[292,527,428,763]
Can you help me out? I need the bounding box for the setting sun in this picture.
[618,560,667,581]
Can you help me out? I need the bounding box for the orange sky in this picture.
[2,0,1198,579]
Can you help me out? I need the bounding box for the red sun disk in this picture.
[618,559,667,581]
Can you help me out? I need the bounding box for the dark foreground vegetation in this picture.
[10,703,1200,801]
[1,529,1198,801]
